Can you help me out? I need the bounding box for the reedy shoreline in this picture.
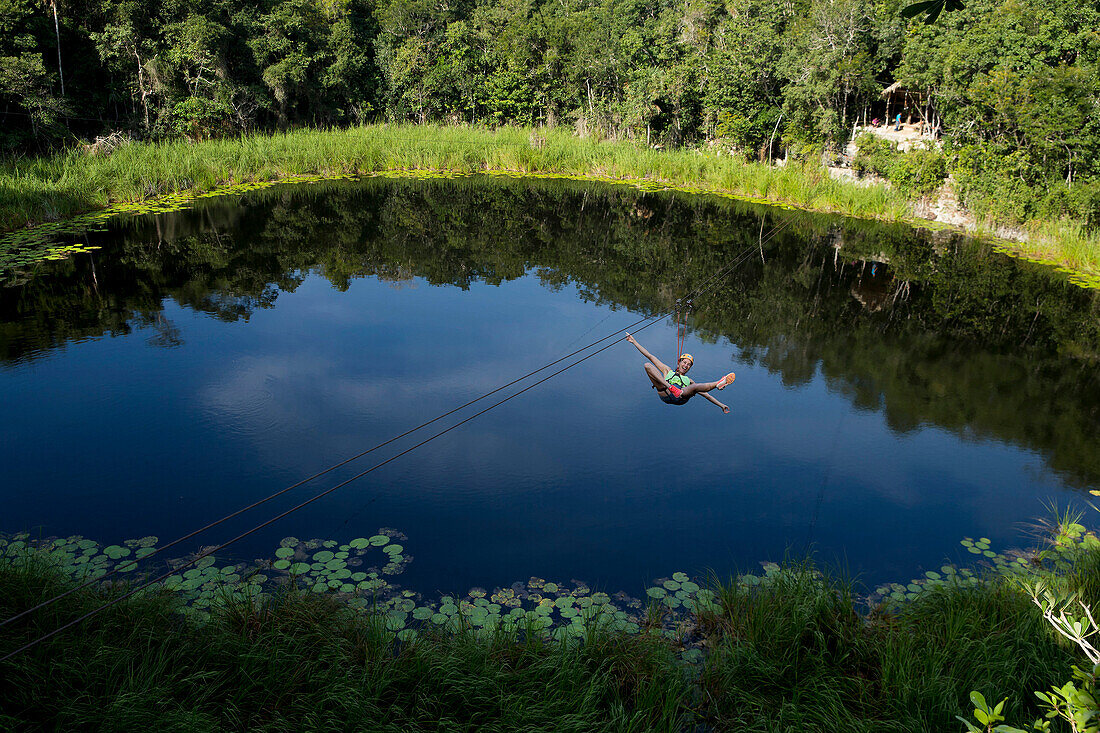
[0,537,1087,732]
[2,124,1097,289]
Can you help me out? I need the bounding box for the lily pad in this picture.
[368,535,389,546]
[103,545,130,560]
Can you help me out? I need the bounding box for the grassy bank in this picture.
[0,548,1087,731]
[3,124,1096,285]
[0,125,905,225]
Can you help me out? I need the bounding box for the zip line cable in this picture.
[1,217,788,660]
[0,214,792,661]
[0,316,663,663]
[2,211,791,632]
[1,219,787,661]
[0,312,656,630]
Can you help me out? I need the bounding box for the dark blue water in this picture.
[2,176,1098,595]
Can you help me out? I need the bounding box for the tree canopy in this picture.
[2,0,1098,224]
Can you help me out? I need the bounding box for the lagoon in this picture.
[2,175,1098,596]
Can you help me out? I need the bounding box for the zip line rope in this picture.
[0,315,664,663]
[0,311,657,630]
[0,214,792,662]
[2,211,789,632]
[0,214,787,660]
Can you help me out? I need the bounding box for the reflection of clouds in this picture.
[197,350,574,482]
[728,374,1039,525]
[328,365,504,407]
[200,354,330,438]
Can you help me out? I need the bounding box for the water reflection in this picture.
[1,176,1098,590]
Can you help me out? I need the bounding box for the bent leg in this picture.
[644,363,671,393]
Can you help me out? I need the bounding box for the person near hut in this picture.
[894,113,903,131]
[624,333,734,412]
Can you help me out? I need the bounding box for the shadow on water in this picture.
[2,174,1099,491]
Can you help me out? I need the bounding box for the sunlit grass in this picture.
[1,124,1097,282]
[0,125,901,225]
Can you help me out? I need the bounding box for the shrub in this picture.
[852,132,895,178]
[169,97,234,141]
[854,133,947,198]
[888,149,948,197]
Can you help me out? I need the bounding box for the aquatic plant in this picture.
[0,531,720,652]
[4,520,1097,731]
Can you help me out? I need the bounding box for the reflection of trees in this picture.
[1,176,1098,486]
[146,313,183,348]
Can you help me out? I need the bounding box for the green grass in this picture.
[0,554,691,732]
[0,124,906,230]
[693,562,1077,732]
[3,124,1097,285]
[2,546,1091,732]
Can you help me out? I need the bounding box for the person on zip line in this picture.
[625,332,734,413]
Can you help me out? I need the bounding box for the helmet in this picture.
[679,353,694,365]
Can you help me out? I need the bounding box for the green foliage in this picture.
[853,133,947,197]
[0,548,691,730]
[956,690,1020,732]
[902,0,967,26]
[169,97,233,140]
[0,0,1094,251]
[5,519,1100,730]
[888,148,947,196]
[950,139,1100,228]
[852,132,896,177]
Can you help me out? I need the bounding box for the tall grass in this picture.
[695,562,875,731]
[4,124,1097,281]
[0,125,907,230]
[0,554,690,732]
[2,552,1090,731]
[692,561,1079,732]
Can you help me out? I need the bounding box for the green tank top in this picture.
[664,370,692,389]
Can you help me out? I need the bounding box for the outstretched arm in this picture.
[625,333,672,375]
[701,392,730,413]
